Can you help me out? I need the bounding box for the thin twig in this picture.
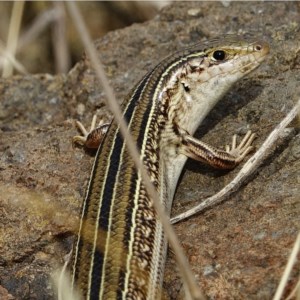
[65,2,205,300]
[2,0,25,77]
[171,99,300,224]
[273,232,300,300]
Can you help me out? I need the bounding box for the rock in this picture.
[0,2,299,299]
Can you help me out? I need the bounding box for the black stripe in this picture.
[89,72,152,297]
[117,269,126,300]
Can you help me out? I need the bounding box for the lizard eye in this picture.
[212,50,226,61]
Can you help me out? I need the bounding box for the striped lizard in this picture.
[59,36,269,299]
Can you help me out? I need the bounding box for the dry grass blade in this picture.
[285,277,300,300]
[171,98,300,224]
[65,2,205,299]
[0,38,28,74]
[2,0,25,77]
[273,232,300,300]
[17,7,59,52]
[52,2,70,73]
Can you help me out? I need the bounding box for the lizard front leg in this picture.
[73,115,110,149]
[180,130,256,169]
